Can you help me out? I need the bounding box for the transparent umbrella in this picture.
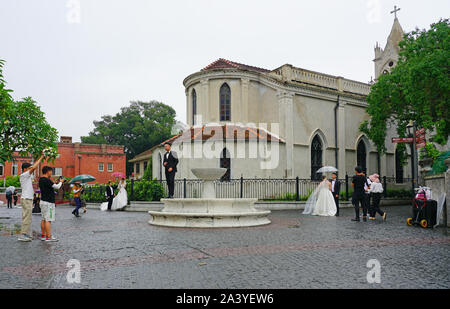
[316,166,338,173]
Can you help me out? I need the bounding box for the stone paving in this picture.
[0,204,448,289]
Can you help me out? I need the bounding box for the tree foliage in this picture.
[81,101,176,175]
[0,60,59,163]
[361,19,450,157]
[143,155,153,181]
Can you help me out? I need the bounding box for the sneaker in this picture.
[351,218,360,222]
[40,235,46,241]
[369,217,376,220]
[18,234,32,242]
[362,216,367,222]
[45,236,58,242]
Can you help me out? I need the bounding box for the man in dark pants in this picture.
[351,166,370,222]
[163,142,178,198]
[6,190,13,208]
[330,173,341,216]
[105,181,115,210]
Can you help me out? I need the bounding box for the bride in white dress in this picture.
[303,175,337,216]
[100,179,128,211]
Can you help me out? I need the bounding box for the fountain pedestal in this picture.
[148,168,271,228]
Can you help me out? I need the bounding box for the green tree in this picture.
[0,60,59,163]
[82,101,176,175]
[143,156,153,180]
[361,19,450,161]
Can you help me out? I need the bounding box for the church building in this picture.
[149,17,412,182]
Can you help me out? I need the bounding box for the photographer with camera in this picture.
[39,166,66,242]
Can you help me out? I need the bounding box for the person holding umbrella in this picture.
[5,186,14,209]
[69,175,96,216]
[71,183,83,217]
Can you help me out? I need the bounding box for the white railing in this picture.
[271,66,370,96]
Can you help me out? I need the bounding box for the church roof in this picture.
[157,124,284,146]
[385,18,404,51]
[202,58,271,73]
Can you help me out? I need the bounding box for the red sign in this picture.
[416,142,426,149]
[392,137,414,143]
[416,135,426,143]
[415,128,425,136]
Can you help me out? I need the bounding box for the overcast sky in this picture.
[1,0,448,142]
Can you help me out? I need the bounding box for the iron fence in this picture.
[148,177,347,201]
[80,175,413,203]
[151,176,412,201]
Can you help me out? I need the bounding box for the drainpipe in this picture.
[78,155,82,174]
[334,95,340,170]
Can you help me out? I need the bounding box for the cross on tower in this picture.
[390,5,401,19]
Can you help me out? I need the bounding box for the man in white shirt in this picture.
[18,155,44,242]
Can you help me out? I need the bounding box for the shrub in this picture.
[4,176,20,188]
[83,184,107,203]
[132,180,164,201]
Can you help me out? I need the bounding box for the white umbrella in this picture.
[316,166,338,173]
[5,186,15,194]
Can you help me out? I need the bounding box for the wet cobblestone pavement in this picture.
[0,205,448,289]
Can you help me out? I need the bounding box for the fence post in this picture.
[295,177,299,201]
[240,176,243,198]
[383,176,387,198]
[345,174,349,201]
[183,178,186,198]
[130,178,134,202]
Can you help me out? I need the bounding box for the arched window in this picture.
[220,148,231,182]
[357,140,367,175]
[219,83,231,121]
[395,148,404,183]
[311,135,323,180]
[192,89,197,125]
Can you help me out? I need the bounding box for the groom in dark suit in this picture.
[330,173,341,216]
[163,142,178,198]
[105,181,115,210]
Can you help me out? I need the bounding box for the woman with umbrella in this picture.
[5,186,15,209]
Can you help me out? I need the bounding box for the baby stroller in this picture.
[407,187,437,228]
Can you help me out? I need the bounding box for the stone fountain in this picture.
[148,168,271,228]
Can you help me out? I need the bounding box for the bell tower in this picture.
[373,6,404,80]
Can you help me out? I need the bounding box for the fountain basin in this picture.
[191,168,227,181]
[149,198,270,228]
[148,167,271,228]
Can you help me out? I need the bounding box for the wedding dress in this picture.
[100,181,128,211]
[303,180,337,216]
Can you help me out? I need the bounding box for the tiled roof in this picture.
[128,148,153,163]
[202,58,271,73]
[158,124,284,145]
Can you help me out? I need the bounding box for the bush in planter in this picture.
[385,189,414,198]
[131,180,164,201]
[83,185,107,203]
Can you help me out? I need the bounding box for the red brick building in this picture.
[0,136,126,185]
